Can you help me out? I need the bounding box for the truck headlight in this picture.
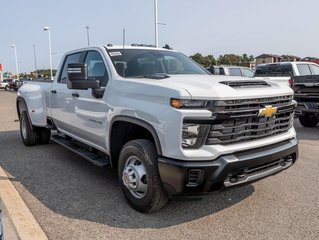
[171,98,210,109]
[182,123,210,148]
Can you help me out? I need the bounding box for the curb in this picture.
[0,166,48,240]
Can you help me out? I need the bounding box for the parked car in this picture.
[206,65,255,78]
[254,61,319,86]
[0,79,13,90]
[6,79,24,91]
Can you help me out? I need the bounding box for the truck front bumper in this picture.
[158,138,298,196]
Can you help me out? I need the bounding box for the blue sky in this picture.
[1,0,319,74]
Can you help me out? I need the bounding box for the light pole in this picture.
[11,44,19,79]
[33,44,38,79]
[43,26,53,80]
[86,26,90,46]
[154,0,158,48]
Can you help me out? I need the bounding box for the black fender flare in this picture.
[109,115,163,156]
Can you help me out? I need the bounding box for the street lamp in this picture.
[33,44,38,78]
[85,26,90,46]
[11,44,19,79]
[43,26,53,80]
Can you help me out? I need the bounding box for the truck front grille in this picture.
[205,95,295,145]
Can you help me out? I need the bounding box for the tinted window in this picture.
[59,53,82,83]
[84,51,108,86]
[242,68,255,78]
[255,64,293,77]
[297,64,311,76]
[107,49,208,78]
[309,64,319,75]
[228,68,242,77]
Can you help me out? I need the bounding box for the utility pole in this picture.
[33,44,38,78]
[154,0,158,48]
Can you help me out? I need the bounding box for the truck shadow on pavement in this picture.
[294,120,319,141]
[0,130,254,229]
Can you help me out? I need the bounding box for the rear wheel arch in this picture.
[16,97,28,119]
[109,116,162,168]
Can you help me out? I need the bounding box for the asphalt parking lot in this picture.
[0,90,318,240]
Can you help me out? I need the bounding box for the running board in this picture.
[51,134,110,167]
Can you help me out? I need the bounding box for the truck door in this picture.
[70,50,110,149]
[50,52,84,135]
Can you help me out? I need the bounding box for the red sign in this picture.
[0,64,2,71]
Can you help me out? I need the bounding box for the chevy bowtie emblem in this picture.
[258,105,277,117]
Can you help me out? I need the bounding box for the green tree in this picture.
[217,54,241,65]
[190,53,216,67]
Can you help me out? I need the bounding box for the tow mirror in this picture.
[67,63,100,90]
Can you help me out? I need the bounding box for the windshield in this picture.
[106,48,208,78]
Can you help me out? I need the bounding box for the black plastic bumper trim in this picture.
[158,138,298,196]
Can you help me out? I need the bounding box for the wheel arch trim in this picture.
[109,115,163,156]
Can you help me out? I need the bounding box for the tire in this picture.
[118,139,168,213]
[4,86,8,91]
[20,111,38,146]
[299,114,319,128]
[37,128,51,144]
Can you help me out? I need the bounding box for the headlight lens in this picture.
[171,98,209,109]
[182,123,210,148]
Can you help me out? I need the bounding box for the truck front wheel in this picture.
[118,139,168,213]
[20,111,38,146]
[299,114,319,128]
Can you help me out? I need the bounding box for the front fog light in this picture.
[182,123,210,148]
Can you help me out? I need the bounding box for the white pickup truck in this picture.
[254,61,319,87]
[17,45,298,212]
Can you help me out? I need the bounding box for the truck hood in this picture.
[161,74,293,100]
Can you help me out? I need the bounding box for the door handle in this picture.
[72,93,80,98]
[51,89,57,94]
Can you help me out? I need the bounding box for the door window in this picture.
[228,68,242,76]
[297,64,311,76]
[84,51,108,86]
[242,68,255,78]
[59,52,82,83]
[309,64,319,75]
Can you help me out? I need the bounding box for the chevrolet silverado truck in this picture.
[292,75,319,127]
[17,45,298,212]
[254,61,319,87]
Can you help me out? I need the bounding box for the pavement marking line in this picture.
[0,166,48,240]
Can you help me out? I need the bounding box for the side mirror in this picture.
[67,63,100,89]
